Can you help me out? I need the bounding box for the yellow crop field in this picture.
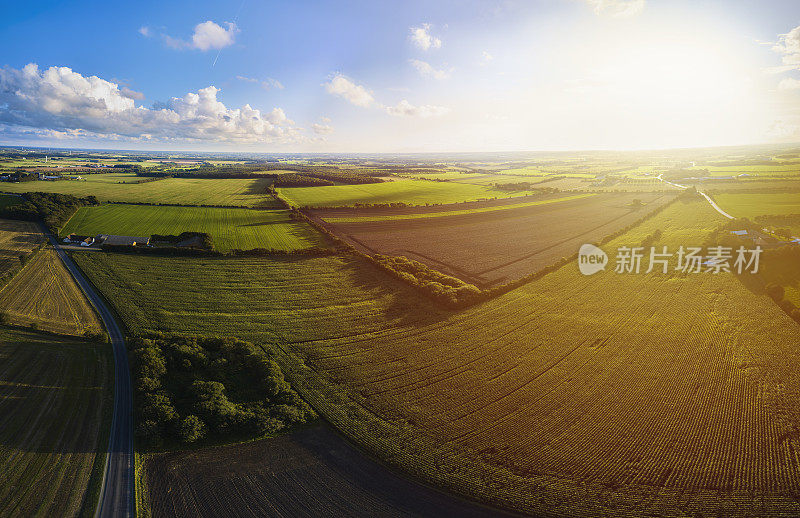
[0,249,102,336]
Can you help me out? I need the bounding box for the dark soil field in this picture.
[312,192,675,286]
[144,423,516,518]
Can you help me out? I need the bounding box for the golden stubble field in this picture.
[0,249,102,336]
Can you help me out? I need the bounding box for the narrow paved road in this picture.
[656,174,735,220]
[41,227,134,517]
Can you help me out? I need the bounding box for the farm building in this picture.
[64,234,94,246]
[98,235,150,247]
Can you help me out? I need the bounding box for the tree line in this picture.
[0,191,98,231]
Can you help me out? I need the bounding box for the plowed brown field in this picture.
[312,192,674,286]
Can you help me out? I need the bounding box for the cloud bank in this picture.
[0,64,302,144]
[774,25,800,68]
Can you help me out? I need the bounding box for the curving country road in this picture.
[656,174,735,220]
[41,226,134,518]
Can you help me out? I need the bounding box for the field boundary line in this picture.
[322,193,598,222]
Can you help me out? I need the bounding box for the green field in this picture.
[61,204,329,251]
[277,178,539,207]
[71,199,800,516]
[71,254,423,343]
[713,193,800,218]
[322,193,597,222]
[0,326,111,517]
[0,174,278,207]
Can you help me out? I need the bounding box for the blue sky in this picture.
[2,0,800,152]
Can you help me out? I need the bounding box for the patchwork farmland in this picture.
[61,204,331,251]
[3,144,800,518]
[73,199,800,516]
[311,192,674,286]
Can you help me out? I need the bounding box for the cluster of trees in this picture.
[0,192,98,230]
[150,232,214,250]
[1,171,38,182]
[231,246,340,257]
[131,333,316,447]
[272,174,335,187]
[372,254,482,308]
[494,182,535,191]
[293,170,386,185]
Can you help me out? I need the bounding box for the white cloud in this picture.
[311,122,334,135]
[773,26,800,68]
[120,86,145,100]
[323,74,375,107]
[236,75,284,90]
[409,59,452,80]
[0,63,304,144]
[386,99,450,118]
[409,23,442,51]
[163,21,239,51]
[779,78,800,90]
[138,26,151,37]
[768,119,800,140]
[584,0,645,18]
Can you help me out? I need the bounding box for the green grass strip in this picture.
[322,193,598,223]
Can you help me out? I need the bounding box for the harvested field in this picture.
[312,192,675,286]
[0,249,103,335]
[0,218,44,279]
[0,326,111,517]
[61,204,330,251]
[144,423,512,518]
[72,199,800,516]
